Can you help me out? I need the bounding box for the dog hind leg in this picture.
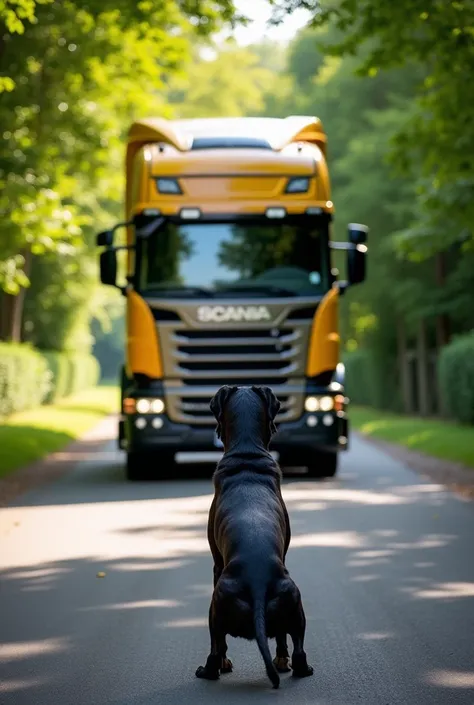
[273,633,291,673]
[196,600,228,680]
[289,601,314,679]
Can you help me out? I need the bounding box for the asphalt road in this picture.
[1,418,474,705]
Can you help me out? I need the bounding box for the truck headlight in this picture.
[319,396,334,412]
[304,396,320,412]
[135,398,165,414]
[150,398,165,414]
[304,395,335,412]
[136,398,151,413]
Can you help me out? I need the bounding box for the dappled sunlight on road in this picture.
[160,617,208,628]
[424,670,474,688]
[404,582,474,600]
[0,638,69,661]
[291,531,365,548]
[357,632,394,641]
[82,599,184,611]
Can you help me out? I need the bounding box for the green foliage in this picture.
[42,350,99,402]
[262,22,472,419]
[0,343,99,415]
[351,405,474,467]
[280,0,474,258]
[0,0,240,347]
[168,42,274,118]
[438,333,474,425]
[0,385,119,478]
[65,353,100,396]
[42,351,71,403]
[0,343,50,416]
[343,350,377,408]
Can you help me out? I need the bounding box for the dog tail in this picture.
[252,588,280,689]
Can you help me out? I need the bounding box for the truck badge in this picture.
[197,305,272,323]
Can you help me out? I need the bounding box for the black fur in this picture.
[195,385,313,688]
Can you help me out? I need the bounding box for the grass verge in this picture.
[350,406,474,468]
[0,386,119,479]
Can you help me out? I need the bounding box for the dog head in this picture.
[210,385,280,449]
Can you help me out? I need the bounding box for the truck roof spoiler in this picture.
[125,116,327,215]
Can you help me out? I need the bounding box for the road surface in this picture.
[1,417,474,705]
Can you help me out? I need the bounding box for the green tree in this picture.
[0,0,239,344]
[168,41,274,117]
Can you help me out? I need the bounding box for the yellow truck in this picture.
[97,116,368,480]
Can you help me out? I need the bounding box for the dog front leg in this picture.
[289,601,314,679]
[196,599,228,681]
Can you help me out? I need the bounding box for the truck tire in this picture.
[306,451,338,479]
[125,451,176,481]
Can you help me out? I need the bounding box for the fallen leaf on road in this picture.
[97,572,106,578]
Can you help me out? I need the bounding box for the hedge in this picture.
[438,332,474,425]
[64,353,100,396]
[0,344,100,417]
[343,349,378,408]
[0,343,50,416]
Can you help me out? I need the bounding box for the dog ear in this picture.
[251,385,281,436]
[210,385,238,439]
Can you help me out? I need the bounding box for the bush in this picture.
[343,349,378,407]
[65,353,100,396]
[43,351,100,402]
[438,332,474,424]
[0,343,50,417]
[42,351,72,403]
[0,345,100,417]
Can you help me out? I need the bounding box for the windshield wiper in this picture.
[218,284,298,297]
[146,285,214,297]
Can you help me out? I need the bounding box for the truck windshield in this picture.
[139,221,328,297]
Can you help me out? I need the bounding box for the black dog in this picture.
[195,385,313,689]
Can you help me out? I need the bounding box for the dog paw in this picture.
[195,665,220,680]
[292,664,314,679]
[220,658,233,673]
[273,656,291,673]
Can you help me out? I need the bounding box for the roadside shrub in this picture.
[0,343,50,417]
[343,349,378,407]
[42,351,71,403]
[438,332,474,424]
[42,351,100,400]
[64,353,100,396]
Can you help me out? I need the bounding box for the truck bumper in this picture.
[121,411,349,456]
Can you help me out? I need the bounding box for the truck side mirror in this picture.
[347,245,367,285]
[348,223,368,245]
[97,230,114,247]
[100,249,118,287]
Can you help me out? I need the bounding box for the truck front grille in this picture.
[156,313,313,425]
[176,393,296,427]
[171,327,300,381]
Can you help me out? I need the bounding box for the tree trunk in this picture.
[0,293,14,341]
[416,319,430,417]
[435,252,450,349]
[397,318,413,414]
[1,250,33,343]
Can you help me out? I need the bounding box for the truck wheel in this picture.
[306,451,338,479]
[125,451,176,481]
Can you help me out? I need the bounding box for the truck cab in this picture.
[97,116,368,480]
